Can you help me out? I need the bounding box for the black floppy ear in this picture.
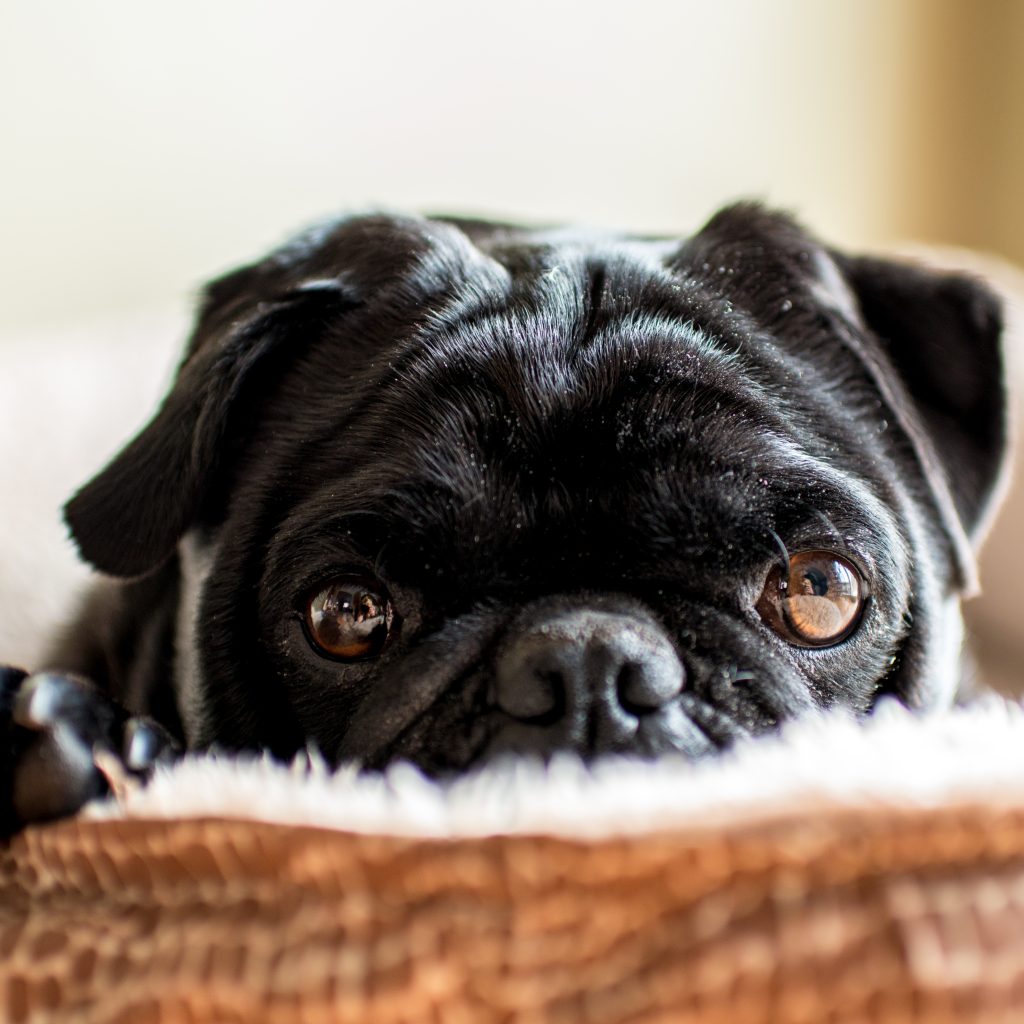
[65,276,353,578]
[837,255,1009,547]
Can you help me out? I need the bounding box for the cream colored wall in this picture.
[0,0,984,332]
[896,1,1024,263]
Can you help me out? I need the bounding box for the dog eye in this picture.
[756,550,865,647]
[304,576,394,661]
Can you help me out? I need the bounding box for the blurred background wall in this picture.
[4,0,1023,330]
[1,0,1022,684]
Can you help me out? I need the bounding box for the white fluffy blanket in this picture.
[91,699,1024,839]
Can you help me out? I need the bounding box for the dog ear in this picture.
[837,254,1009,549]
[64,275,354,578]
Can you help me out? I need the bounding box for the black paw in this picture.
[1,667,179,836]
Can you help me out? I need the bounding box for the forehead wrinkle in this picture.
[399,306,745,449]
[403,230,514,323]
[413,240,591,340]
[395,242,717,426]
[360,316,774,546]
[376,241,762,461]
[578,316,746,404]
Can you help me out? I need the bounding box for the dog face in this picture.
[64,204,1008,773]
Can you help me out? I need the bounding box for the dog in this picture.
[0,203,1008,833]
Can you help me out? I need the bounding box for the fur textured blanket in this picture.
[3,702,1024,1023]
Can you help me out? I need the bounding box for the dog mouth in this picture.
[351,688,747,777]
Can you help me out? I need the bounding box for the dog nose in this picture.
[493,610,685,751]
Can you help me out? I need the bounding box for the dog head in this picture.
[65,204,1008,771]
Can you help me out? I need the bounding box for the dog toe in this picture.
[123,717,179,774]
[10,722,106,825]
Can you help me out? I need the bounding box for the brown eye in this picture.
[756,550,866,647]
[304,577,394,660]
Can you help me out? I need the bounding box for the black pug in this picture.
[0,203,1008,833]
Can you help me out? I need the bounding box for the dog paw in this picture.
[0,666,179,835]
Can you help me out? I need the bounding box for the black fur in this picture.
[1,203,1008,830]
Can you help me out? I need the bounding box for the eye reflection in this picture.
[757,550,865,647]
[304,577,394,660]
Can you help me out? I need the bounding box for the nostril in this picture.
[517,672,566,726]
[616,662,654,715]
[494,661,565,724]
[616,658,685,715]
